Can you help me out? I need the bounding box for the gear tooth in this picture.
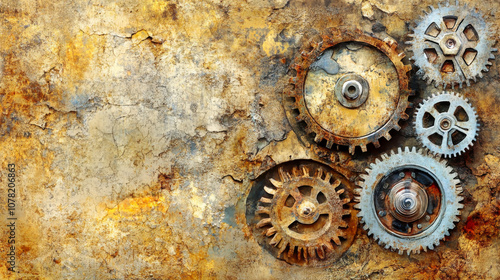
[349,145,355,154]
[492,48,498,52]
[314,133,323,143]
[398,249,403,255]
[360,174,369,181]
[466,79,471,87]
[390,150,396,156]
[411,146,416,153]
[459,82,463,89]
[354,203,361,210]
[373,140,381,149]
[363,224,370,231]
[490,53,495,59]
[404,146,410,153]
[361,144,368,153]
[326,140,334,149]
[398,147,403,154]
[401,112,409,121]
[407,250,411,256]
[394,124,401,131]
[384,133,392,141]
[405,41,413,45]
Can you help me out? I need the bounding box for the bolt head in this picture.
[439,33,462,56]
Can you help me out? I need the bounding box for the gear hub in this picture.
[406,1,497,88]
[414,91,479,157]
[247,161,357,266]
[284,28,412,154]
[356,147,463,255]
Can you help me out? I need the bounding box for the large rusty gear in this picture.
[284,28,412,154]
[406,1,497,88]
[355,147,463,255]
[255,164,355,266]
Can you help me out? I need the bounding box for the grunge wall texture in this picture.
[0,0,499,279]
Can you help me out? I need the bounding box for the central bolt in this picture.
[298,201,316,217]
[402,198,414,210]
[440,118,451,130]
[446,38,456,49]
[342,80,362,100]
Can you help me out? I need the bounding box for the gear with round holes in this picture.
[355,147,463,255]
[415,91,479,158]
[407,1,497,88]
[254,164,356,266]
[284,28,412,154]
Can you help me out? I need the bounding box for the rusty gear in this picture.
[284,28,412,154]
[406,1,497,88]
[415,91,479,158]
[255,165,352,265]
[355,147,463,255]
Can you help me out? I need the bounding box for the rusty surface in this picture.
[0,0,498,279]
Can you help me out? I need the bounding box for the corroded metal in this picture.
[355,147,463,255]
[414,91,479,158]
[251,161,357,266]
[284,28,412,154]
[406,1,497,88]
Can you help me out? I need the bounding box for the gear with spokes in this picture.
[415,91,479,158]
[355,147,464,255]
[254,164,355,266]
[406,1,497,88]
[284,28,412,154]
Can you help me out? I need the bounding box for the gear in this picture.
[415,91,479,158]
[255,163,355,266]
[284,28,412,154]
[407,1,497,88]
[355,147,463,255]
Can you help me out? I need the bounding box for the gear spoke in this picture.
[441,130,451,149]
[421,126,439,139]
[290,188,303,200]
[456,121,472,130]
[423,34,441,45]
[426,106,440,119]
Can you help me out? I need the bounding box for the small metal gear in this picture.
[284,28,412,154]
[407,1,497,88]
[255,164,354,265]
[415,91,479,158]
[355,147,463,255]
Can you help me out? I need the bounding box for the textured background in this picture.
[0,0,499,279]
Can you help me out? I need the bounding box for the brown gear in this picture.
[284,28,412,154]
[255,164,356,266]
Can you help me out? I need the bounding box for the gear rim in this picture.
[406,0,497,88]
[284,28,412,154]
[414,91,479,158]
[355,147,463,255]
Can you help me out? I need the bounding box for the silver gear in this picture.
[355,147,463,255]
[415,91,479,158]
[406,1,497,88]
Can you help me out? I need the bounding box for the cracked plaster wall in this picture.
[0,0,499,279]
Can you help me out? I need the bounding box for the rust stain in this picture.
[463,200,500,246]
